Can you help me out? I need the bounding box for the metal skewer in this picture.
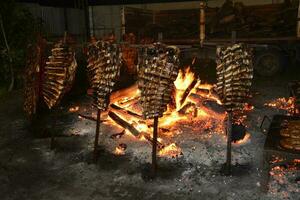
[152,116,159,176]
[94,109,101,162]
[225,111,232,175]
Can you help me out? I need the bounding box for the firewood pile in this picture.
[87,40,122,111]
[209,0,298,38]
[43,39,77,109]
[151,1,298,40]
[138,43,180,119]
[216,43,253,113]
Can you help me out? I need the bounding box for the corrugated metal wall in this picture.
[21,3,86,42]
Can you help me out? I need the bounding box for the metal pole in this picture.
[225,112,232,175]
[94,109,101,162]
[152,116,159,176]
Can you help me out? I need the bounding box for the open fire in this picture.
[74,66,252,157]
[105,66,229,157]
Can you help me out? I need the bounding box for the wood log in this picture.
[180,78,198,106]
[108,111,140,137]
[108,111,164,149]
[110,104,143,120]
[178,102,196,115]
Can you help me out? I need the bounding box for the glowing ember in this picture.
[243,103,254,111]
[114,143,127,155]
[69,106,79,112]
[233,132,251,145]
[265,97,295,114]
[158,143,182,158]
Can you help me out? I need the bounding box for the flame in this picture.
[107,65,228,156]
[158,143,182,158]
[174,67,200,109]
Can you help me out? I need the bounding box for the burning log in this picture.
[110,104,143,120]
[178,102,197,115]
[179,78,198,107]
[108,111,164,149]
[108,111,140,137]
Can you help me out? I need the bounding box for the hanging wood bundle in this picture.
[24,45,40,116]
[216,43,253,112]
[87,40,122,111]
[23,38,47,116]
[138,43,180,119]
[42,38,77,109]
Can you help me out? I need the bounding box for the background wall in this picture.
[21,3,86,42]
[21,0,297,41]
[90,0,290,41]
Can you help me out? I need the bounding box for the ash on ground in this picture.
[0,77,299,200]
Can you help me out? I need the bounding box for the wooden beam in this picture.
[297,0,300,38]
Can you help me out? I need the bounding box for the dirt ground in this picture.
[0,68,299,200]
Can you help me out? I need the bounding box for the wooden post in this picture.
[83,0,90,41]
[152,116,159,176]
[121,6,126,39]
[225,112,232,175]
[199,1,206,47]
[63,7,68,32]
[94,109,101,162]
[297,0,300,38]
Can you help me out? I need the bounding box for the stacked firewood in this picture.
[87,40,122,111]
[216,43,253,112]
[138,43,180,119]
[42,39,77,109]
